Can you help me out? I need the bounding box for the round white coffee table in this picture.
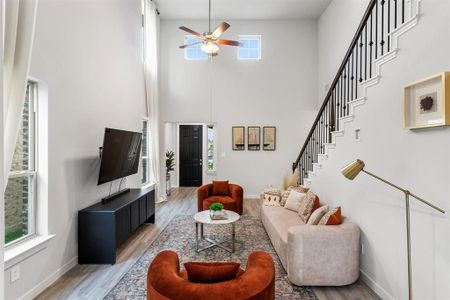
[193,210,240,253]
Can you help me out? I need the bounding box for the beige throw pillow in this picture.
[280,186,309,206]
[297,191,319,223]
[263,194,281,207]
[307,205,329,225]
[284,190,306,212]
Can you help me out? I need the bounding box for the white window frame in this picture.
[184,35,208,61]
[237,35,262,61]
[206,124,216,174]
[5,81,38,248]
[141,118,150,186]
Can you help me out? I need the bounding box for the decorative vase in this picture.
[210,209,223,220]
[166,174,171,196]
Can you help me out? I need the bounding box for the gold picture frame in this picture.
[232,127,245,151]
[263,127,276,151]
[403,72,450,129]
[248,127,261,151]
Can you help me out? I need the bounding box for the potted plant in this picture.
[165,150,175,195]
[209,202,225,219]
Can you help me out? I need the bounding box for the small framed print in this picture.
[403,72,450,129]
[232,127,245,151]
[248,127,261,150]
[263,127,276,151]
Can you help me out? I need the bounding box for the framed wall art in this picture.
[248,127,261,150]
[403,72,450,129]
[263,127,276,151]
[232,126,245,150]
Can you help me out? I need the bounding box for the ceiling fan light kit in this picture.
[178,0,241,57]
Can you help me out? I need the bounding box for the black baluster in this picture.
[375,0,378,58]
[339,75,343,118]
[346,61,352,115]
[394,0,398,28]
[370,13,373,78]
[347,61,352,114]
[359,34,363,82]
[402,0,405,23]
[333,88,337,134]
[350,55,354,101]
[381,0,385,56]
[365,25,368,81]
[388,0,391,51]
[334,91,337,133]
[343,70,347,118]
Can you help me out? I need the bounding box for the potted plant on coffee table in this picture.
[209,202,226,220]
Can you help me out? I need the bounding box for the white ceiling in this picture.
[156,0,332,20]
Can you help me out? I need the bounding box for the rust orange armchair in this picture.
[147,250,275,300]
[197,182,244,215]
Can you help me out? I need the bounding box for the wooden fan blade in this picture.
[179,41,203,49]
[218,39,241,46]
[212,22,230,38]
[179,26,205,39]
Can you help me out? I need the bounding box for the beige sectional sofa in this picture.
[261,204,361,286]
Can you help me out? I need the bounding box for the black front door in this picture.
[179,125,203,187]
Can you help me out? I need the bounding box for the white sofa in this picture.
[261,204,360,286]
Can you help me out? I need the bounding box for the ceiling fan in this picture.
[178,0,241,56]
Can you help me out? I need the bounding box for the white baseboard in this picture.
[20,256,78,300]
[360,269,394,300]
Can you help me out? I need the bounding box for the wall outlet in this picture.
[361,244,365,255]
[11,265,20,283]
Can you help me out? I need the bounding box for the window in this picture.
[207,125,215,172]
[141,118,150,185]
[184,36,208,60]
[238,35,261,60]
[5,81,37,245]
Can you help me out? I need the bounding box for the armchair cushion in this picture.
[184,262,241,283]
[212,180,229,195]
[203,196,236,212]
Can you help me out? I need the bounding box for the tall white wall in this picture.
[5,0,146,298]
[317,0,370,105]
[160,20,318,196]
[313,1,450,299]
[0,0,5,296]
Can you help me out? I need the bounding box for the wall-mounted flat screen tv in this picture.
[98,128,142,185]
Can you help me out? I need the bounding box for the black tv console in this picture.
[78,187,155,264]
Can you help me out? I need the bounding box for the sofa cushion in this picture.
[298,191,320,223]
[280,186,309,206]
[263,194,281,206]
[284,190,306,212]
[261,205,305,268]
[203,196,237,212]
[307,205,329,225]
[318,207,342,225]
[212,180,229,195]
[184,262,241,283]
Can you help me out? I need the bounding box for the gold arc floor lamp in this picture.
[341,159,445,300]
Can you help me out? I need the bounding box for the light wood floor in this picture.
[36,187,379,300]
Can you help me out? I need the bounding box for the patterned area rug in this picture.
[105,215,317,300]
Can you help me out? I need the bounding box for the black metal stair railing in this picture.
[292,0,408,184]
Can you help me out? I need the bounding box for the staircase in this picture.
[293,0,422,185]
